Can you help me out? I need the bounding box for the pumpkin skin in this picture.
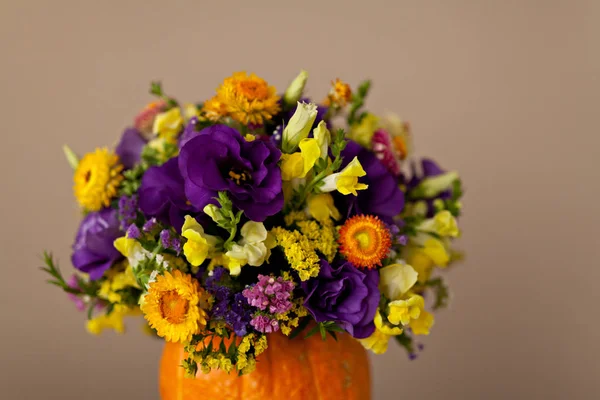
[159,332,371,400]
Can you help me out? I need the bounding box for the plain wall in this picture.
[1,1,598,399]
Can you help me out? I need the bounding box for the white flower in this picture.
[281,102,318,153]
[225,221,271,273]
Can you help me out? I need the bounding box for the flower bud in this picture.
[281,102,318,153]
[312,120,331,159]
[62,145,79,170]
[283,70,309,106]
[412,172,459,198]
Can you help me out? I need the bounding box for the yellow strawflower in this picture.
[141,270,208,343]
[214,72,280,125]
[73,148,124,211]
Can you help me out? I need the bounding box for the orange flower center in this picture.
[159,290,189,324]
[338,215,392,269]
[236,79,269,100]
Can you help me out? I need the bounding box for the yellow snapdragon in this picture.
[181,215,220,267]
[320,157,368,196]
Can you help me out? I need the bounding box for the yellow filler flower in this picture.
[73,148,124,211]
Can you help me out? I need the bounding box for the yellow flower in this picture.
[183,103,200,121]
[271,227,320,281]
[282,102,318,153]
[359,325,392,355]
[181,216,220,267]
[323,78,352,108]
[349,113,378,148]
[307,193,341,221]
[283,70,308,105]
[417,210,460,238]
[215,71,281,125]
[141,270,208,343]
[388,293,425,326]
[98,263,140,304]
[296,219,338,262]
[410,310,434,335]
[405,248,434,283]
[280,152,304,181]
[73,148,124,211]
[379,263,418,301]
[202,96,228,121]
[374,309,403,336]
[86,305,135,335]
[280,138,321,181]
[320,157,368,195]
[153,107,183,143]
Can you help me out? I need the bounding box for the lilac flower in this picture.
[159,229,171,248]
[142,218,158,233]
[178,124,283,222]
[118,195,138,231]
[250,315,279,333]
[126,223,141,239]
[242,275,294,315]
[71,208,123,280]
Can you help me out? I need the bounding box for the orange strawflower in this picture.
[338,215,392,269]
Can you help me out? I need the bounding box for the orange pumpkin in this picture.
[159,332,371,400]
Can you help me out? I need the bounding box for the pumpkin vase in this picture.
[159,332,371,400]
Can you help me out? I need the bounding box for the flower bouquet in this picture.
[42,71,464,399]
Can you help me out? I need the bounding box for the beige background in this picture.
[1,1,599,399]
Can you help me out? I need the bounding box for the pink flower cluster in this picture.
[243,275,295,333]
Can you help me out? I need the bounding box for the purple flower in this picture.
[115,128,147,169]
[179,117,201,149]
[406,159,453,217]
[117,195,138,231]
[138,157,200,231]
[142,218,158,233]
[336,140,404,223]
[179,124,283,222]
[71,208,123,280]
[204,267,254,336]
[302,259,380,339]
[126,223,141,239]
[243,275,294,315]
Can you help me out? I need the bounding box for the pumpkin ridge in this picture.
[304,336,322,400]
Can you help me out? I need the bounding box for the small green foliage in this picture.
[394,331,415,355]
[149,81,178,108]
[41,252,103,319]
[212,192,243,251]
[424,277,450,310]
[347,80,371,126]
[305,321,345,341]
